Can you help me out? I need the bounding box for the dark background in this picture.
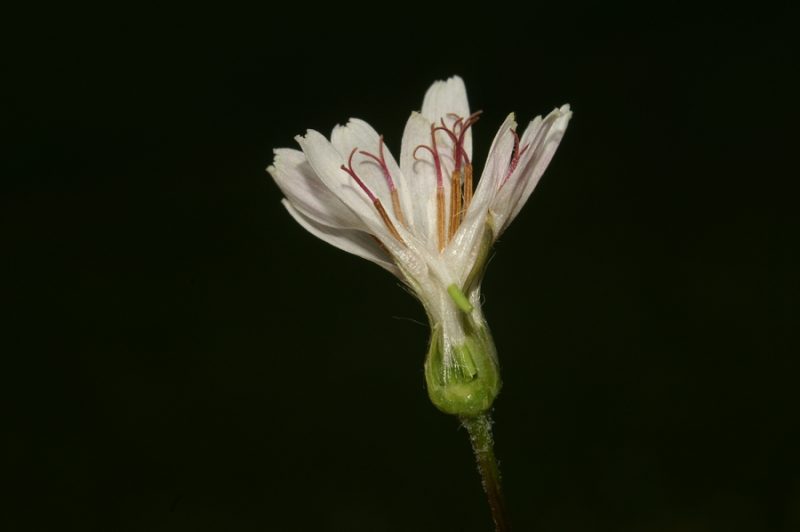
[4,4,799,531]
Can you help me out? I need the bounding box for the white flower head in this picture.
[268,76,571,415]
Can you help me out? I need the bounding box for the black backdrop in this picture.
[5,4,799,531]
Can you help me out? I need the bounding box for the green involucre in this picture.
[424,319,501,417]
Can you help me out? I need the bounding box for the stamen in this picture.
[449,168,460,240]
[432,122,465,236]
[341,148,376,201]
[455,111,482,170]
[431,126,445,251]
[340,148,404,243]
[463,163,473,210]
[433,124,463,172]
[434,110,481,174]
[436,185,445,251]
[389,190,405,228]
[373,200,404,242]
[414,127,446,251]
[359,136,407,227]
[433,111,482,241]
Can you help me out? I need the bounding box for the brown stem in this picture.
[461,414,510,532]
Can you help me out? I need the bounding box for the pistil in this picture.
[413,128,447,252]
[501,129,530,187]
[340,148,404,243]
[359,136,407,228]
[433,111,482,242]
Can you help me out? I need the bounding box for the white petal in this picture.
[295,129,386,234]
[496,104,572,233]
[465,113,518,221]
[295,130,427,277]
[421,75,473,162]
[399,112,439,248]
[268,148,363,229]
[329,119,412,230]
[282,199,400,275]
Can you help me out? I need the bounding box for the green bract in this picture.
[425,320,501,417]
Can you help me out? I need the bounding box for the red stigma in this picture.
[359,135,397,192]
[340,147,377,202]
[413,125,445,187]
[501,129,531,186]
[434,111,482,172]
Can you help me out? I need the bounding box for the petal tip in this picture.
[407,110,431,126]
[295,129,327,147]
[429,74,466,90]
[554,104,573,123]
[421,75,470,121]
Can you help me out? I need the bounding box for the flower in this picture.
[268,76,571,416]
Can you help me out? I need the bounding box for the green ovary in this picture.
[424,321,502,417]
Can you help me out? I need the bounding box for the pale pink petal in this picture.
[330,119,412,230]
[295,129,386,233]
[496,105,572,233]
[399,111,440,249]
[268,148,363,229]
[466,113,518,222]
[282,200,399,275]
[421,75,473,163]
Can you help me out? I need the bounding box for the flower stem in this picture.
[461,413,510,532]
